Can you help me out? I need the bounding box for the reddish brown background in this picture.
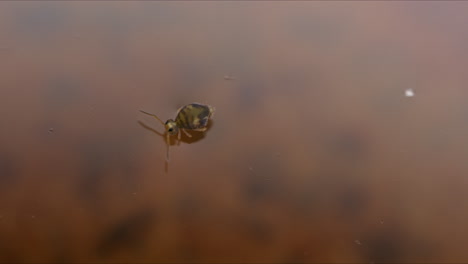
[1,1,468,263]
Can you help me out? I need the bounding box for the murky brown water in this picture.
[2,1,468,263]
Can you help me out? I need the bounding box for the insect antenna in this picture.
[139,109,165,125]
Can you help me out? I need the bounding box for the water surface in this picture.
[1,1,468,263]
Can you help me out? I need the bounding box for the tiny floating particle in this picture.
[354,239,362,246]
[224,75,235,81]
[405,88,415,97]
[48,128,54,133]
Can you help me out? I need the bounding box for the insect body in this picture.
[140,103,215,160]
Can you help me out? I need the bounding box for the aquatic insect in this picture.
[140,103,215,160]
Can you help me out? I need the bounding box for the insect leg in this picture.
[182,129,192,138]
[177,130,181,145]
[166,133,171,161]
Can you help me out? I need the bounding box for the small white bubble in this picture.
[354,239,362,246]
[405,88,415,97]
